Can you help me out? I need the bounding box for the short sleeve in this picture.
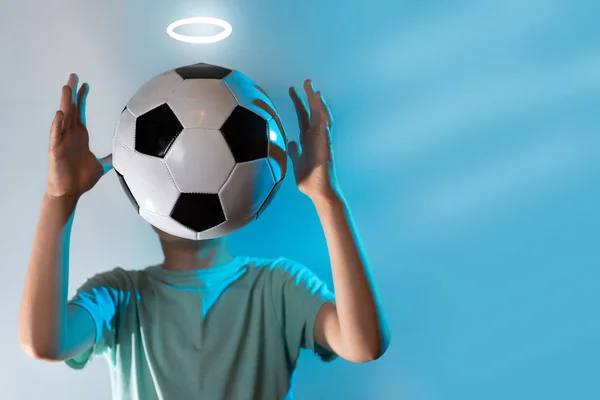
[65,267,129,370]
[268,257,337,363]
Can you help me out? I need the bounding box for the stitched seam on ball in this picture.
[161,159,180,192]
[257,181,279,215]
[219,164,237,196]
[209,80,238,159]
[141,208,197,233]
[164,134,180,157]
[113,139,134,175]
[163,72,183,102]
[162,159,215,196]
[119,108,137,150]
[182,126,218,131]
[114,138,132,152]
[220,81,241,158]
[221,78,242,107]
[141,207,168,218]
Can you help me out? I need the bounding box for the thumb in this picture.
[96,153,113,175]
[288,140,300,167]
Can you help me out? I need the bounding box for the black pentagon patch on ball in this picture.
[135,103,183,158]
[175,62,232,80]
[220,106,269,163]
[116,171,140,213]
[171,193,226,232]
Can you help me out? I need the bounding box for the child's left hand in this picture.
[288,79,341,202]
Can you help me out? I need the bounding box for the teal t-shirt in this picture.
[65,256,336,400]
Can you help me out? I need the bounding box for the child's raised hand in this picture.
[46,73,112,199]
[288,79,341,202]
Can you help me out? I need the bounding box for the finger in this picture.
[67,73,77,88]
[303,78,317,97]
[97,154,113,175]
[77,83,89,126]
[59,85,73,128]
[70,74,80,129]
[320,122,333,149]
[317,92,333,127]
[324,125,334,159]
[288,86,310,133]
[49,110,64,149]
[303,79,320,126]
[68,73,79,106]
[70,102,77,129]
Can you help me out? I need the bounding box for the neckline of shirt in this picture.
[144,255,251,287]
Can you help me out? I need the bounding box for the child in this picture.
[18,73,390,400]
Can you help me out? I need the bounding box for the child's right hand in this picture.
[46,73,112,199]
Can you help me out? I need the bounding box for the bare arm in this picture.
[18,194,95,361]
[312,196,390,363]
[287,80,390,363]
[18,74,111,361]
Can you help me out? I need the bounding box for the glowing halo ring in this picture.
[166,17,232,44]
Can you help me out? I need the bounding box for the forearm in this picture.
[313,194,390,359]
[18,193,77,357]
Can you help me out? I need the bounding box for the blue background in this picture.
[1,0,599,399]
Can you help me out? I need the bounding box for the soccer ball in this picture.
[112,62,287,240]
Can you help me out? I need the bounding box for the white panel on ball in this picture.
[112,140,134,175]
[113,108,137,150]
[112,108,137,174]
[196,215,256,240]
[164,128,236,194]
[219,159,276,220]
[124,154,180,215]
[126,71,184,118]
[266,116,287,182]
[167,79,237,129]
[222,70,275,122]
[140,208,197,240]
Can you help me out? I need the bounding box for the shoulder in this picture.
[244,256,325,290]
[79,266,153,292]
[245,256,305,277]
[77,266,130,287]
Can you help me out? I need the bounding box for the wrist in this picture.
[311,190,346,213]
[39,192,80,232]
[42,192,80,211]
